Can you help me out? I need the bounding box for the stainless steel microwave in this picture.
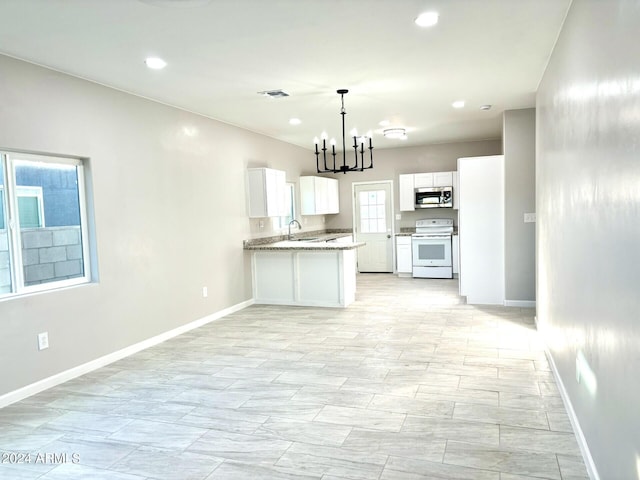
[414,186,453,208]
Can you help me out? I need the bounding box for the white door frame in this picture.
[351,180,396,271]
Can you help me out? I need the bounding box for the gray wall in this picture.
[0,54,324,397]
[326,140,503,232]
[503,109,536,303]
[537,1,640,478]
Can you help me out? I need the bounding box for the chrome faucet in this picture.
[288,219,302,240]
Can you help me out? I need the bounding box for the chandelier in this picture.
[314,89,373,174]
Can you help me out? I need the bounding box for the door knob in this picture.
[387,234,391,238]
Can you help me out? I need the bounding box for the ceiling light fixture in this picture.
[480,104,492,110]
[383,128,407,140]
[145,57,167,69]
[313,89,373,174]
[258,89,289,99]
[415,11,439,27]
[289,118,301,125]
[452,100,465,109]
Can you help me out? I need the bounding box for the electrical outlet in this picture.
[524,213,536,223]
[38,332,49,351]
[202,286,208,298]
[258,220,264,229]
[395,214,402,220]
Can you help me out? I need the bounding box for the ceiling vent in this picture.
[258,89,290,99]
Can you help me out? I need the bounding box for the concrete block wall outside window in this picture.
[0,150,90,298]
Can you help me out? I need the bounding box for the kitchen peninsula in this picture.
[244,233,364,308]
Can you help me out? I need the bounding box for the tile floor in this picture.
[0,274,589,480]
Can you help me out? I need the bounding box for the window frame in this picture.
[277,182,296,231]
[0,150,91,299]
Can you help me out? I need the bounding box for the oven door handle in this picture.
[412,235,452,240]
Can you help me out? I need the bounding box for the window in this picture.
[358,189,386,233]
[277,182,296,230]
[0,151,91,298]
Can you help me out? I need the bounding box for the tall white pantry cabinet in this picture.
[457,155,505,305]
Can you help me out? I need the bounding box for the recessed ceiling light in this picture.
[415,11,439,27]
[145,57,167,69]
[480,104,492,111]
[289,118,301,125]
[379,120,390,127]
[452,100,465,109]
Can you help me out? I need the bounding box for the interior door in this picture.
[354,182,393,272]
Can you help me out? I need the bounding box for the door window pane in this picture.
[359,189,386,233]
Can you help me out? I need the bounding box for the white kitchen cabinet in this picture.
[413,173,434,188]
[452,171,459,210]
[300,176,339,215]
[399,174,415,211]
[247,167,288,218]
[327,177,340,213]
[433,171,453,187]
[252,249,357,307]
[396,235,412,275]
[452,234,459,276]
[458,155,505,305]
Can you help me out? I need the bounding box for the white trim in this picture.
[504,300,536,308]
[0,298,254,408]
[544,348,600,480]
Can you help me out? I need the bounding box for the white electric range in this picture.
[411,218,454,278]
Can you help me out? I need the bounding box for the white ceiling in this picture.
[0,0,570,151]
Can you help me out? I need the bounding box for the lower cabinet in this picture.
[252,249,357,307]
[396,235,412,275]
[452,234,459,276]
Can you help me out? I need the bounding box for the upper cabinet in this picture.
[399,171,456,211]
[300,176,339,215]
[414,171,453,188]
[399,174,415,211]
[452,171,459,210]
[247,167,288,218]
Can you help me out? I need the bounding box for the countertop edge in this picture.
[244,241,365,251]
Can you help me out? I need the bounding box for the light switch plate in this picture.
[524,213,536,223]
[38,332,49,350]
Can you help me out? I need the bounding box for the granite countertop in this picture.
[245,240,365,251]
[244,230,364,251]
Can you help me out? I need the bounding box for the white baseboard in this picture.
[504,299,536,308]
[544,348,600,480]
[0,298,254,409]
